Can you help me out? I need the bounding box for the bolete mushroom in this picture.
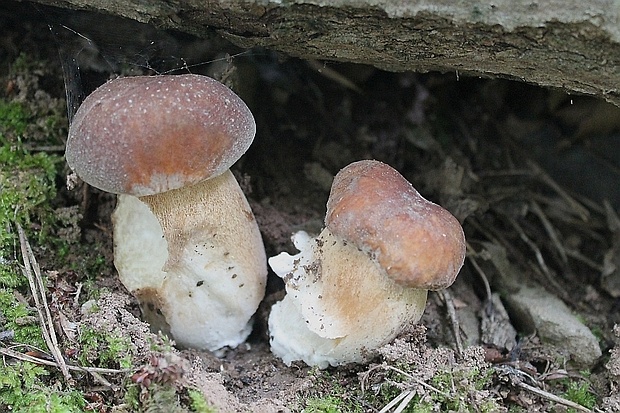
[65,74,267,351]
[268,160,466,367]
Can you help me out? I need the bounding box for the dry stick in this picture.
[517,382,593,413]
[392,391,416,413]
[0,346,123,390]
[530,200,568,265]
[22,145,66,152]
[17,224,72,382]
[579,194,607,217]
[365,363,449,413]
[507,216,553,278]
[499,128,590,222]
[383,365,449,398]
[506,217,568,297]
[482,214,576,305]
[531,194,606,239]
[563,248,605,272]
[362,364,448,399]
[0,346,124,375]
[306,59,364,94]
[604,199,620,232]
[526,159,590,222]
[466,243,492,301]
[468,217,532,272]
[378,390,412,413]
[438,289,464,358]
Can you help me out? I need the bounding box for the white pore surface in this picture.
[113,171,267,351]
[268,229,427,368]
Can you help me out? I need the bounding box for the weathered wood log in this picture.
[25,0,620,106]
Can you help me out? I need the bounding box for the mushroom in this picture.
[65,74,267,351]
[268,160,466,367]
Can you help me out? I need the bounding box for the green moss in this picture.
[427,367,498,412]
[562,379,597,410]
[0,361,87,412]
[304,395,347,413]
[11,52,36,74]
[0,100,29,137]
[0,157,59,246]
[187,389,217,413]
[0,96,64,353]
[123,384,216,413]
[302,362,501,413]
[362,361,500,413]
[6,53,68,146]
[300,369,364,413]
[145,384,186,413]
[0,289,45,347]
[0,100,62,283]
[0,55,96,413]
[124,382,142,412]
[79,326,133,370]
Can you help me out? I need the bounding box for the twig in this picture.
[17,224,72,382]
[87,370,119,390]
[530,200,568,264]
[468,217,528,269]
[378,390,411,413]
[604,200,620,232]
[437,289,464,358]
[506,217,568,298]
[383,365,449,397]
[517,382,593,413]
[531,194,605,236]
[306,59,364,94]
[563,248,605,272]
[22,145,66,152]
[507,217,553,279]
[0,346,125,375]
[526,159,590,222]
[394,391,417,413]
[361,363,449,401]
[466,244,492,301]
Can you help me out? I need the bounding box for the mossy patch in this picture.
[0,361,86,412]
[0,54,90,412]
[562,377,597,410]
[78,326,133,370]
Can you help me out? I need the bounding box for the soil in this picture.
[2,2,620,412]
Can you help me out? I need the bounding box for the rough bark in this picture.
[25,0,620,106]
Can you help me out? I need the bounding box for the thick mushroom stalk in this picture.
[113,171,266,350]
[268,160,466,367]
[65,75,267,351]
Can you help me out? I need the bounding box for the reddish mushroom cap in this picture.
[325,160,466,290]
[66,74,256,196]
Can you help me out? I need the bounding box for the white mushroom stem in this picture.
[268,229,428,368]
[113,170,267,351]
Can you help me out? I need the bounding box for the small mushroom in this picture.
[66,74,267,351]
[268,160,466,367]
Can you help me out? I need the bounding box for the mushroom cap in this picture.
[66,74,256,196]
[325,160,466,290]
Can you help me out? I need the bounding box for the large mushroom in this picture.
[268,160,466,367]
[66,74,267,351]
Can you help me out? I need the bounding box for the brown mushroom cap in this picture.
[66,74,256,196]
[325,160,466,290]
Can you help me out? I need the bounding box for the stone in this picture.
[24,0,620,107]
[503,285,602,367]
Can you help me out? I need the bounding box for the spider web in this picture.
[36,4,253,124]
